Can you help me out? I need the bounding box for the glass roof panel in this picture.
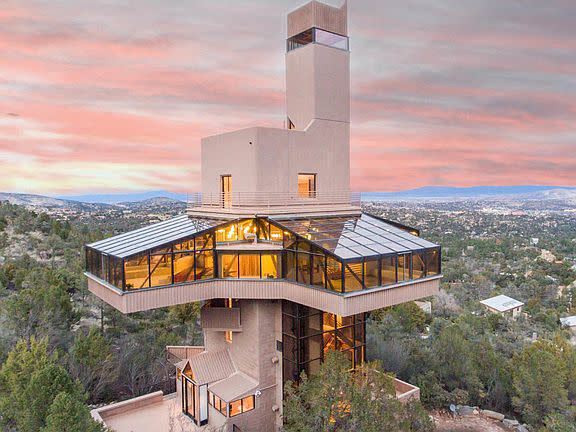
[88,216,225,258]
[348,245,380,257]
[89,213,439,262]
[333,246,362,259]
[273,213,438,260]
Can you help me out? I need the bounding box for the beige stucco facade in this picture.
[201,120,350,205]
[199,1,351,219]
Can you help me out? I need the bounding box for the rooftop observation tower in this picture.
[85,2,442,431]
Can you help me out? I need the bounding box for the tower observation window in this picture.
[287,28,349,52]
[315,28,349,50]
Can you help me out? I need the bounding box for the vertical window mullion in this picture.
[324,254,327,289]
[171,246,175,285]
[308,253,312,286]
[147,251,151,288]
[122,258,126,291]
[341,259,345,292]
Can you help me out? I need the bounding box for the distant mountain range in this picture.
[0,192,186,211]
[0,192,111,210]
[362,186,576,201]
[57,190,188,204]
[0,186,574,210]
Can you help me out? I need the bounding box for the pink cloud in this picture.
[1,0,575,194]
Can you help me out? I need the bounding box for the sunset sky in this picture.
[1,0,575,195]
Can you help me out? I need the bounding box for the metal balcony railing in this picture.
[188,190,361,212]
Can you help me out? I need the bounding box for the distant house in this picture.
[480,295,524,318]
[560,316,576,331]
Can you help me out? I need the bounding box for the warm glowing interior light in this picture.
[227,226,236,240]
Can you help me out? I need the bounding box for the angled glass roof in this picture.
[273,213,438,259]
[87,213,438,261]
[87,215,225,258]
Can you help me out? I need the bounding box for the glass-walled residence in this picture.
[282,301,366,384]
[86,215,441,293]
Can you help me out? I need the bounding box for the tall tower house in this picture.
[86,2,442,431]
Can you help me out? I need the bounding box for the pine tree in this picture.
[42,392,106,432]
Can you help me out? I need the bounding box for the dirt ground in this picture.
[433,413,507,432]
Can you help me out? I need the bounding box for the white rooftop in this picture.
[560,316,576,327]
[480,295,524,312]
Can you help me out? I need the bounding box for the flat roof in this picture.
[480,295,524,312]
[87,215,224,258]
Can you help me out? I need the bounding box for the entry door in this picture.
[221,175,232,208]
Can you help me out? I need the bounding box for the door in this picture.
[221,175,232,208]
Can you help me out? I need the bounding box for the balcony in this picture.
[188,190,361,218]
[200,307,242,331]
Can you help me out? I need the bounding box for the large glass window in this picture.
[196,250,214,280]
[315,28,349,50]
[219,254,238,278]
[344,262,363,292]
[270,223,284,243]
[111,257,123,289]
[311,254,325,288]
[381,255,397,285]
[300,334,322,364]
[287,28,349,52]
[87,217,440,294]
[174,252,195,283]
[256,218,270,241]
[326,256,343,292]
[426,248,440,276]
[262,254,280,279]
[282,301,366,384]
[285,251,297,281]
[183,378,198,421]
[298,174,317,198]
[150,253,173,287]
[238,219,257,242]
[287,28,314,51]
[398,254,411,282]
[239,254,260,278]
[297,253,311,285]
[175,238,194,251]
[216,222,237,243]
[412,251,426,279]
[364,258,379,288]
[229,395,255,417]
[195,232,214,250]
[208,391,227,416]
[124,253,149,290]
